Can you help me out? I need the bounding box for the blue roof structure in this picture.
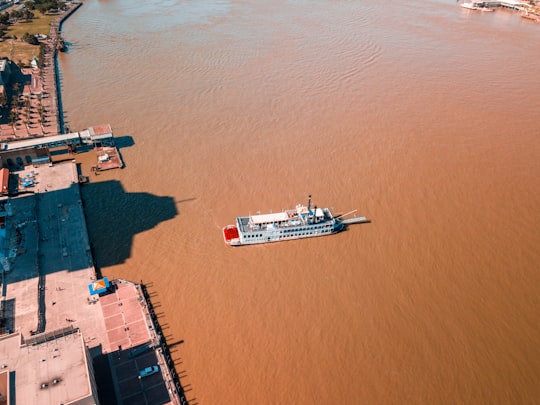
[88,277,110,295]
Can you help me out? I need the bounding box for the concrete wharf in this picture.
[94,145,123,172]
[0,126,114,151]
[0,3,125,172]
[0,162,188,405]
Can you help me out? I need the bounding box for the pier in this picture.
[0,125,113,151]
[0,162,188,404]
[94,145,123,172]
[0,3,178,405]
[0,2,124,171]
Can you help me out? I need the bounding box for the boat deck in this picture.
[237,207,333,232]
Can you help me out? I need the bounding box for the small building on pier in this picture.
[79,124,114,146]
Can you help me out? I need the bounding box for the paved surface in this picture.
[0,162,182,404]
[0,3,82,141]
[2,162,106,342]
[100,281,153,354]
[0,328,94,405]
[99,280,180,404]
[111,341,171,405]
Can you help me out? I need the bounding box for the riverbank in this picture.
[0,2,81,140]
[0,2,185,403]
[0,160,186,404]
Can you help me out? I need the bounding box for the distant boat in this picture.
[57,38,66,52]
[461,2,479,10]
[521,10,540,21]
[461,2,494,11]
[223,195,368,246]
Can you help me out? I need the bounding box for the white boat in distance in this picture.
[461,2,494,11]
[222,195,368,246]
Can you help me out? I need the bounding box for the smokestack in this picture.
[307,195,312,213]
[313,205,317,224]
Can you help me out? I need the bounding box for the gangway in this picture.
[0,125,114,152]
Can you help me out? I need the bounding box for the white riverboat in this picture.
[222,196,368,246]
[460,2,494,11]
[461,2,480,9]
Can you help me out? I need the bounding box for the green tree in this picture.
[0,12,9,25]
[21,9,35,22]
[9,95,18,126]
[39,43,45,68]
[22,32,39,45]
[10,9,21,21]
[9,108,17,126]
[0,89,7,107]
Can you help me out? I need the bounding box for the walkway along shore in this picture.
[0,2,81,140]
[0,3,187,404]
[44,1,82,134]
[38,3,187,402]
[40,4,187,403]
[0,2,124,171]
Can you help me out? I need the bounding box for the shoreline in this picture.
[0,3,188,404]
[0,3,82,140]
[48,2,187,402]
[50,3,188,403]
[51,2,83,133]
[42,1,83,134]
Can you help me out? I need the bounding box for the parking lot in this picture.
[111,346,171,405]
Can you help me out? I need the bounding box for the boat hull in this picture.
[222,220,345,246]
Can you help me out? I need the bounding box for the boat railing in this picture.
[246,217,333,232]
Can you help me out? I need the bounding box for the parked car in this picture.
[139,365,159,378]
